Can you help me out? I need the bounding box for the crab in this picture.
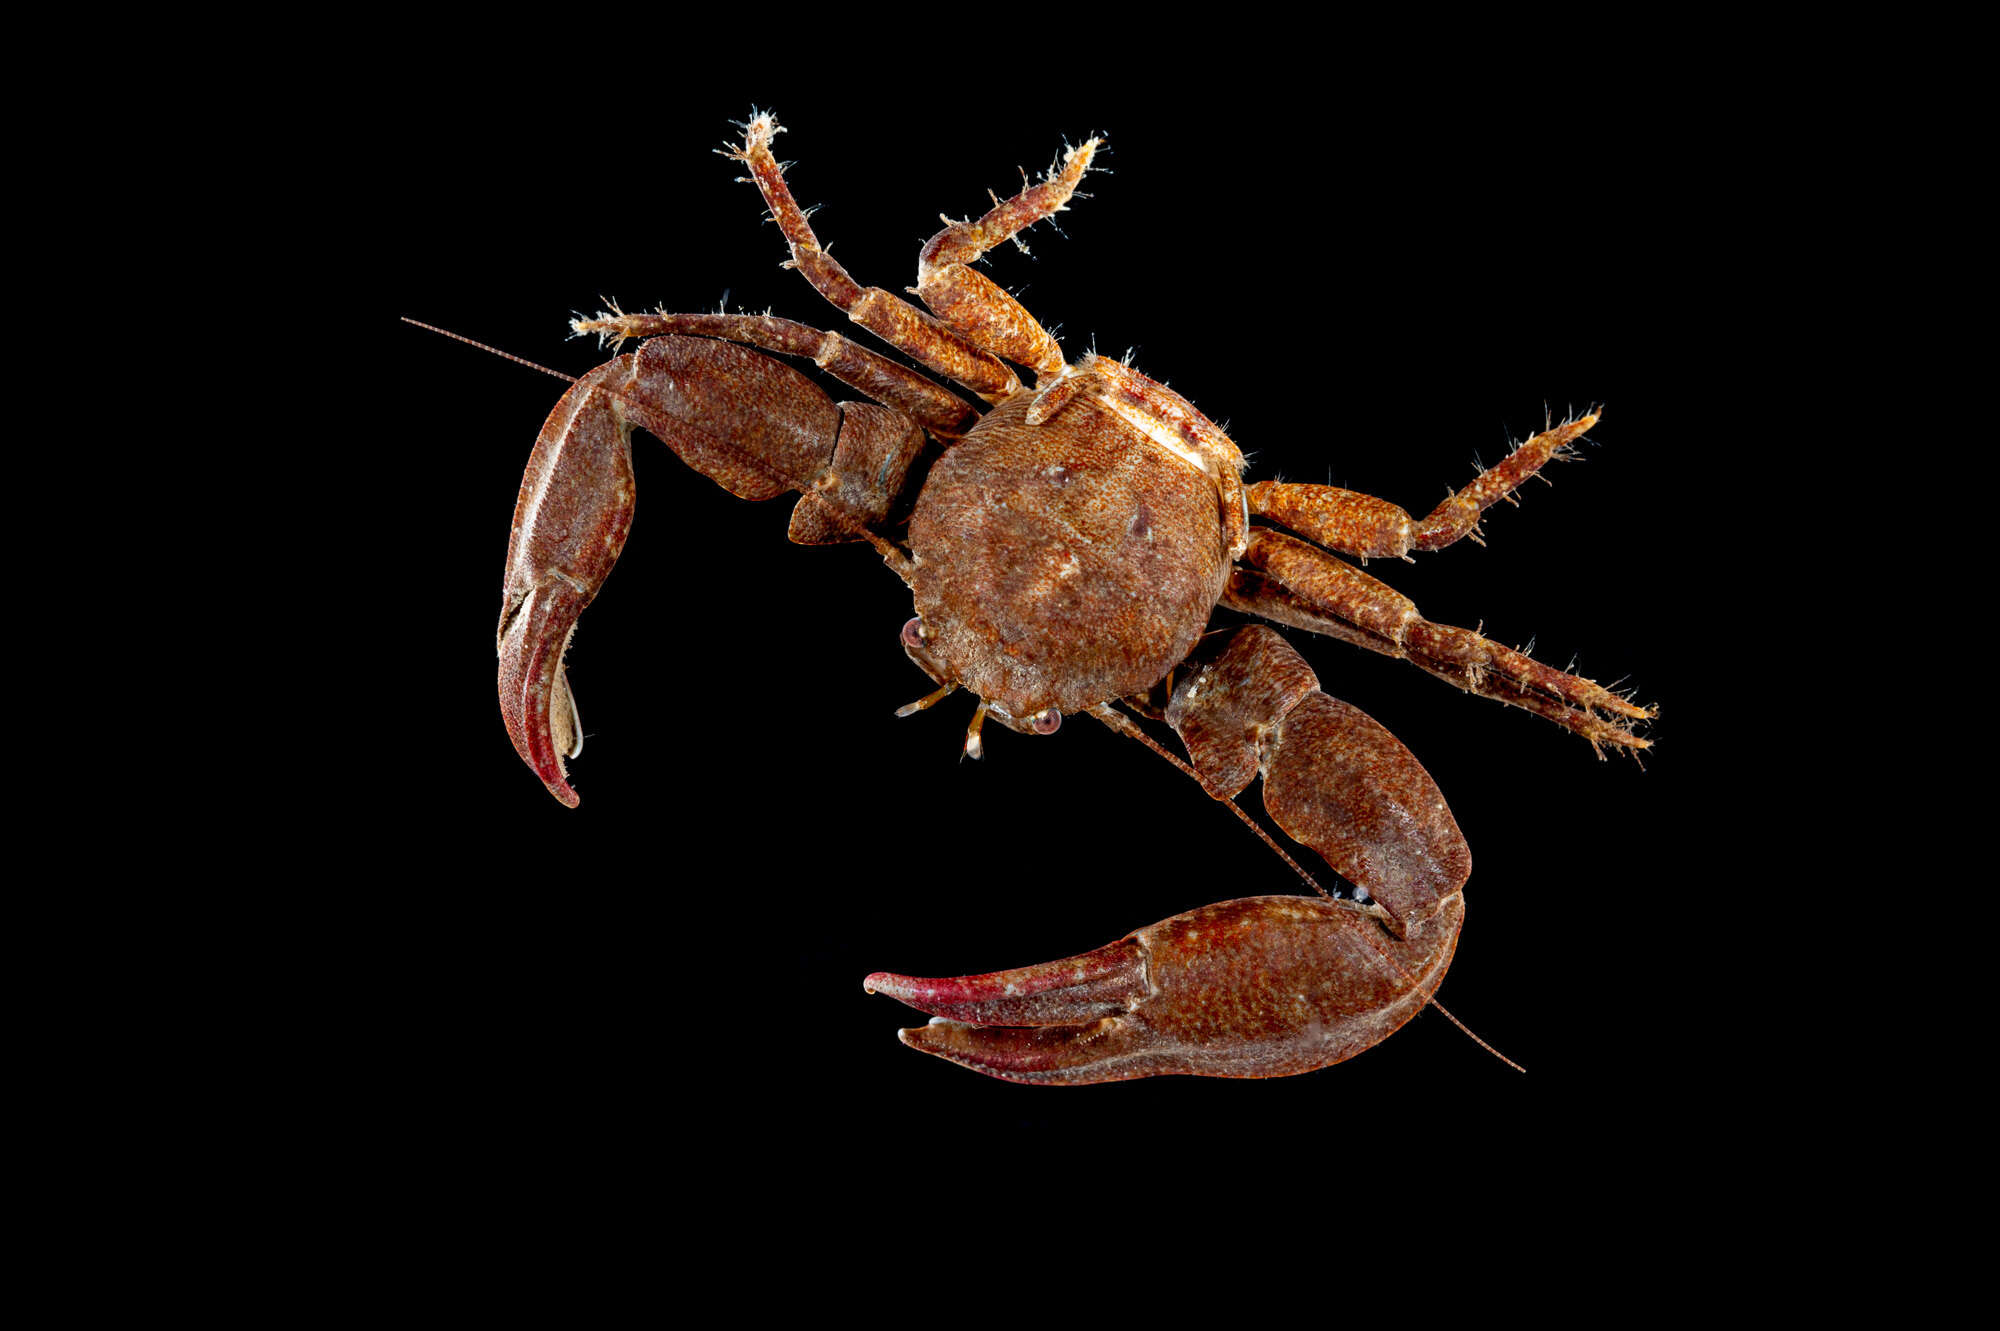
[482,111,1652,1084]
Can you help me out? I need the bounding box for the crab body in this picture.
[908,390,1232,722]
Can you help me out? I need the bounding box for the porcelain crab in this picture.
[486,112,1652,1082]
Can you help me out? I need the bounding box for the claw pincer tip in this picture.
[862,942,1147,1029]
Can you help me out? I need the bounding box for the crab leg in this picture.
[867,894,1459,1084]
[1228,528,1652,751]
[1247,413,1599,561]
[571,310,977,439]
[914,137,1100,380]
[730,113,1021,400]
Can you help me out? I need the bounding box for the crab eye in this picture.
[900,617,925,649]
[1029,708,1062,735]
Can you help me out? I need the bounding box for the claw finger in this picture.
[497,582,588,807]
[895,1015,1164,1085]
[864,937,1147,1026]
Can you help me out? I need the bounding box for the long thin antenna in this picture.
[400,317,578,384]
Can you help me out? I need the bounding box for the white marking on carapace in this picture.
[1091,391,1224,485]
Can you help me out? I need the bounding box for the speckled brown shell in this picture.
[907,392,1230,716]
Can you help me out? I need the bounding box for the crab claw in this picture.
[866,893,1462,1084]
[498,360,638,806]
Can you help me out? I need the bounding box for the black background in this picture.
[359,66,1747,1179]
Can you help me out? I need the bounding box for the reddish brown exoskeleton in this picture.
[482,112,1652,1084]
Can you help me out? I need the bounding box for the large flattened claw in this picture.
[866,894,1462,1084]
[497,335,856,805]
[498,360,638,807]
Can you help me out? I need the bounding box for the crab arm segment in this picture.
[1166,626,1470,939]
[498,361,639,808]
[786,402,926,545]
[867,895,1462,1084]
